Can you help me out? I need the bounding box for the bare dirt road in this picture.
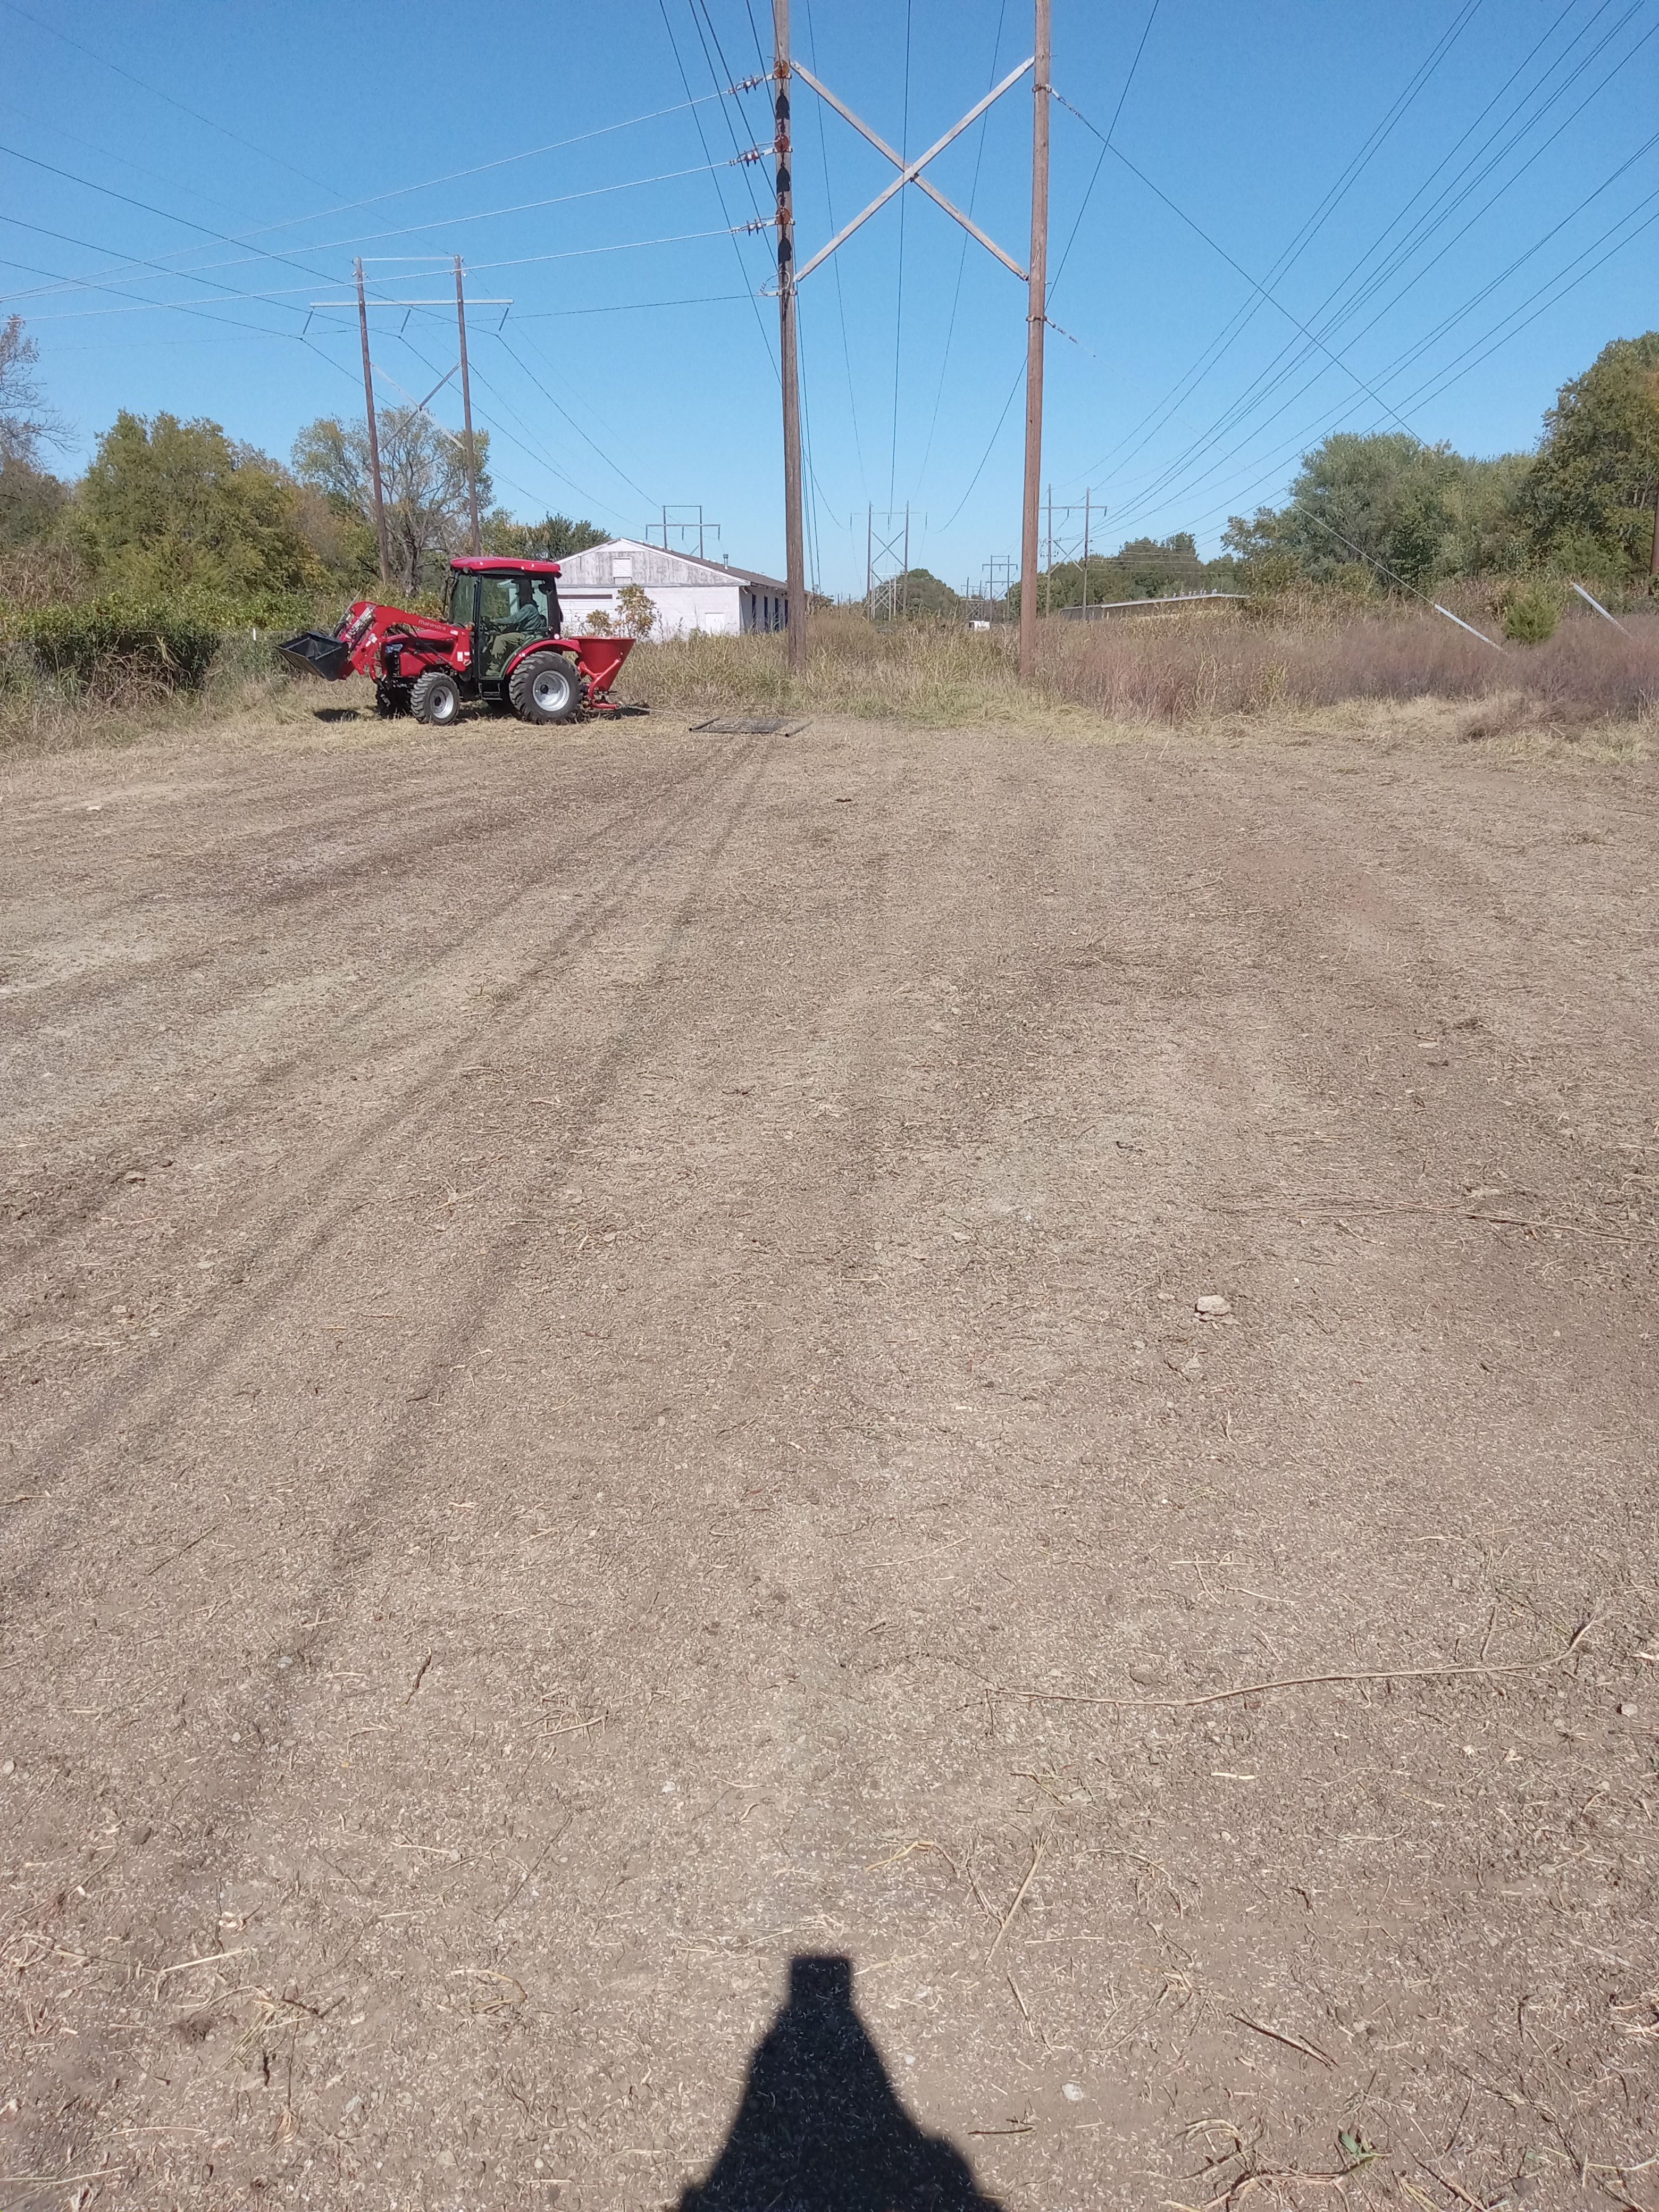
[2,706,1657,2212]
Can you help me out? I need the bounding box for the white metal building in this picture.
[554,539,790,639]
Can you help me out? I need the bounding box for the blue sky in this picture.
[4,0,1655,596]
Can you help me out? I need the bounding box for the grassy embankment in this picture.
[3,554,1656,758]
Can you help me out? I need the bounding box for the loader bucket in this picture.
[278,630,351,682]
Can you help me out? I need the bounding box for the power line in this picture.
[2,90,757,309]
[889,0,914,509]
[0,95,257,223]
[1121,174,1659,546]
[1,160,756,312]
[657,0,777,373]
[914,0,1009,497]
[0,0,342,196]
[1052,97,1431,442]
[1099,98,1659,540]
[1062,0,1649,520]
[940,354,1026,531]
[1048,0,1657,543]
[508,291,751,320]
[20,227,759,323]
[802,0,869,497]
[1049,0,1163,299]
[494,329,658,505]
[1057,0,1485,490]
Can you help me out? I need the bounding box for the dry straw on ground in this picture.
[3,598,1655,756]
[623,603,1659,743]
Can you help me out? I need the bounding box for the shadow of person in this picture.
[678,1954,1003,2211]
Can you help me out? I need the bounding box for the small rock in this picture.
[1180,1355,1202,1380]
[1062,2083,1085,2102]
[1,1759,13,1777]
[1195,1294,1233,1318]
[1128,1661,1162,1686]
[1619,1701,1639,1717]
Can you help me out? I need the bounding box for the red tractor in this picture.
[278,556,638,726]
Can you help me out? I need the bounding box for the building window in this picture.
[611,555,633,581]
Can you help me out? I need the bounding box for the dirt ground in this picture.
[2,698,1656,2212]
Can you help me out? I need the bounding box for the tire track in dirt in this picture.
[0,735,745,1275]
[1,734,773,1605]
[3,720,1657,2209]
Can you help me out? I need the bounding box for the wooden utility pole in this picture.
[454,256,482,558]
[1082,487,1092,613]
[1650,485,1658,577]
[355,258,390,590]
[1018,0,1051,682]
[783,26,1033,650]
[775,0,808,672]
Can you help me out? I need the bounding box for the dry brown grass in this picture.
[0,630,300,759]
[620,613,1036,726]
[5,600,1655,761]
[620,603,1658,751]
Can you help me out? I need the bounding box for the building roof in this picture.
[555,537,789,596]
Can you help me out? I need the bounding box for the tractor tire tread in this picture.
[508,651,582,725]
[409,669,461,726]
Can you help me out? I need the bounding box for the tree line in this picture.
[1224,330,1659,598]
[3,315,1655,624]
[0,315,605,618]
[1004,331,1658,615]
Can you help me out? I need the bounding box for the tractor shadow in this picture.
[677,1955,1002,2211]
[311,707,363,723]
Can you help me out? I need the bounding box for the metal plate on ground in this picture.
[689,716,811,736]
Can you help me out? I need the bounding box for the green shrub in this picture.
[17,600,220,691]
[1500,586,1560,644]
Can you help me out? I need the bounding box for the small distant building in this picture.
[555,539,789,639]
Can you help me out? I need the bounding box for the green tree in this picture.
[864,567,962,619]
[0,455,68,548]
[0,315,71,549]
[1,315,66,468]
[1223,432,1540,591]
[73,411,320,606]
[293,409,492,600]
[483,511,607,559]
[1008,533,1235,616]
[1520,330,1659,585]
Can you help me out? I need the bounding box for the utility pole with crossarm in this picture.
[1019,0,1051,682]
[776,5,1050,680]
[774,0,808,673]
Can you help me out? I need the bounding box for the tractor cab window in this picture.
[479,573,559,678]
[478,574,555,634]
[446,570,477,629]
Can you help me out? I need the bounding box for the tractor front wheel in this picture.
[508,652,581,725]
[409,669,462,726]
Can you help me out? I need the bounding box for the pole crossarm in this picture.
[792,56,1033,285]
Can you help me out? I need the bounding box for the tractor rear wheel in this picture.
[508,652,581,725]
[409,669,462,726]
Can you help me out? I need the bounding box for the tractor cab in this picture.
[445,556,566,701]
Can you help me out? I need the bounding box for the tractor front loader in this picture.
[279,556,641,726]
